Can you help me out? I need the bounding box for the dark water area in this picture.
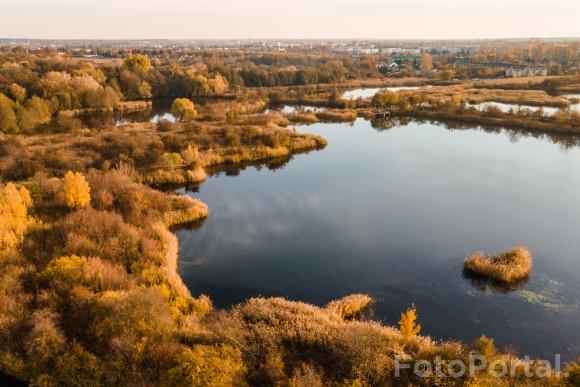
[77,99,176,127]
[77,99,322,127]
[77,96,239,127]
[175,117,580,362]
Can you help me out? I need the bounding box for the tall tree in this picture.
[0,93,19,133]
[63,171,91,209]
[171,98,198,122]
[420,53,433,75]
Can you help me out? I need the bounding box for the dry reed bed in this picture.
[415,85,572,107]
[0,119,326,185]
[264,77,426,94]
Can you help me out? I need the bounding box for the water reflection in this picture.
[342,86,431,99]
[416,117,580,149]
[265,105,324,114]
[466,101,561,116]
[462,269,529,293]
[77,100,175,127]
[77,100,328,127]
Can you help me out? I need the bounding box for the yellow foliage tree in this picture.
[0,183,34,250]
[123,54,152,74]
[420,53,433,74]
[399,304,421,340]
[171,98,198,122]
[208,74,229,95]
[64,171,91,209]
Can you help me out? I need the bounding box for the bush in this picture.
[563,360,580,386]
[167,345,246,387]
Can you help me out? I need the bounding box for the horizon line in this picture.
[2,36,580,42]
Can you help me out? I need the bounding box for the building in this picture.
[506,66,548,78]
[443,46,477,55]
[392,55,422,66]
[381,48,421,56]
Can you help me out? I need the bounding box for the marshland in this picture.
[1,41,580,386]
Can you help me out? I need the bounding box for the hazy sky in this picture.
[1,0,579,40]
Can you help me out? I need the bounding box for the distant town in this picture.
[1,38,578,80]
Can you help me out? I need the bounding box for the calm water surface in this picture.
[176,118,580,361]
[343,86,431,99]
[265,105,325,114]
[341,88,580,115]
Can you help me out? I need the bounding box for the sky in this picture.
[0,0,579,40]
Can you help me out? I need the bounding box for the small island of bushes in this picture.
[464,246,533,283]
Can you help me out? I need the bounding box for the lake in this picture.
[176,117,580,362]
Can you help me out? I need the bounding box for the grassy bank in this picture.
[407,106,580,135]
[408,85,572,107]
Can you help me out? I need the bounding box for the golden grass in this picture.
[464,246,533,283]
[161,195,209,229]
[281,109,358,124]
[315,109,357,122]
[324,294,373,320]
[117,100,152,112]
[470,75,558,87]
[265,77,426,94]
[287,112,320,124]
[415,85,571,107]
[185,166,208,184]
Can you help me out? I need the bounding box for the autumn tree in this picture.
[8,83,26,104]
[123,54,152,75]
[190,74,210,96]
[63,171,91,209]
[371,90,400,109]
[171,98,198,122]
[162,152,184,171]
[208,74,229,95]
[0,93,19,133]
[420,53,433,75]
[73,66,107,84]
[399,304,421,340]
[16,96,52,133]
[328,89,343,107]
[39,71,72,98]
[0,183,34,250]
[119,70,152,99]
[436,69,455,81]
